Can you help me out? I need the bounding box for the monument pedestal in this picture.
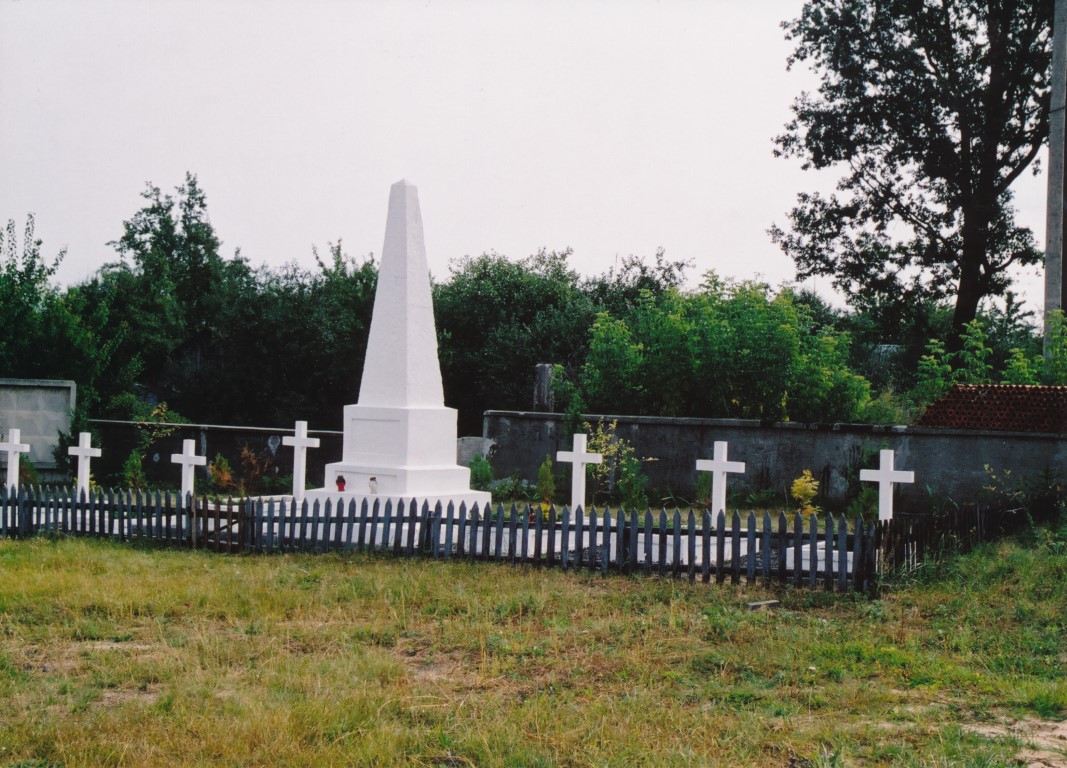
[305,403,490,510]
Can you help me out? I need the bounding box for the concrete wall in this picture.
[0,379,76,475]
[483,411,1067,507]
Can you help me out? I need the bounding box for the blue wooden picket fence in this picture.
[0,485,889,593]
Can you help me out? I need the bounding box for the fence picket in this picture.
[851,516,864,593]
[119,489,129,542]
[43,487,52,535]
[671,510,681,579]
[625,509,637,574]
[575,507,585,570]
[643,510,652,575]
[534,506,544,564]
[508,504,518,565]
[776,513,788,582]
[402,500,415,555]
[357,498,369,551]
[441,502,452,558]
[429,503,440,558]
[701,510,712,583]
[560,508,571,571]
[493,503,505,559]
[482,503,494,561]
[686,510,696,583]
[730,512,741,584]
[836,516,848,592]
[824,514,834,590]
[379,497,392,550]
[457,502,468,558]
[613,507,626,572]
[340,499,353,551]
[547,506,557,567]
[792,513,803,586]
[746,513,756,583]
[657,509,668,574]
[521,505,530,563]
[864,522,879,594]
[414,501,429,554]
[715,511,726,585]
[587,508,598,571]
[808,515,818,588]
[602,510,612,575]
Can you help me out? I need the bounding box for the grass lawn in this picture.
[0,527,1064,767]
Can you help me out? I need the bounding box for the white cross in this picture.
[0,428,31,492]
[860,449,915,522]
[67,432,101,500]
[171,438,206,506]
[695,441,746,515]
[556,433,602,511]
[282,420,320,503]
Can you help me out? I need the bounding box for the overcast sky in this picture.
[0,0,1049,311]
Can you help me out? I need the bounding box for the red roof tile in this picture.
[918,384,1067,433]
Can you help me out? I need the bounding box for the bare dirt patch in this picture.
[97,684,161,708]
[83,641,155,652]
[966,718,1067,768]
[402,652,476,686]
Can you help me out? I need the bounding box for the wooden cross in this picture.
[695,440,746,514]
[67,432,101,500]
[860,449,914,521]
[0,428,30,492]
[171,439,206,507]
[282,420,320,502]
[556,433,602,511]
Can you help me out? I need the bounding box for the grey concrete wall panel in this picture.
[483,411,1067,506]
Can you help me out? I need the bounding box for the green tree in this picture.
[434,249,594,434]
[209,244,377,427]
[0,216,114,417]
[574,277,867,423]
[102,173,246,412]
[582,249,692,318]
[911,320,997,407]
[772,0,1051,340]
[580,312,646,415]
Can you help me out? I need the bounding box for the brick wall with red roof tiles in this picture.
[918,385,1067,433]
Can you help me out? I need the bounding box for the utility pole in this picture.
[1045,0,1067,351]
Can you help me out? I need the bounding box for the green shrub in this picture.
[791,469,820,516]
[469,454,493,492]
[121,450,147,490]
[488,473,534,503]
[694,471,713,507]
[535,456,556,505]
[861,389,912,425]
[846,484,878,520]
[208,453,235,493]
[17,457,40,487]
[586,419,653,508]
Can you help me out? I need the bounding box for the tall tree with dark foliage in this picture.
[772,0,1052,341]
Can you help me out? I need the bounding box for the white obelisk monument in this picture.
[307,180,491,511]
